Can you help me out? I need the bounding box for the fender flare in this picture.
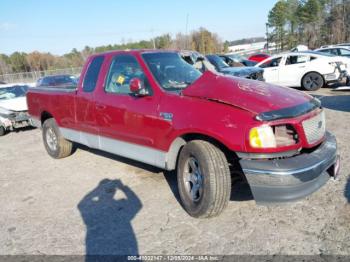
[165,137,186,171]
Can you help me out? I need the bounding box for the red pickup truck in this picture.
[27,50,340,218]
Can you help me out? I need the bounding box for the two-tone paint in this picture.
[27,50,339,203]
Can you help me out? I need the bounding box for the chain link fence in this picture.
[0,67,82,84]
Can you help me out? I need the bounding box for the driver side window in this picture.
[285,55,309,65]
[105,54,151,95]
[260,57,282,68]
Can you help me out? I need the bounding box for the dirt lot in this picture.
[0,88,349,256]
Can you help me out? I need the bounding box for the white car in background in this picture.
[0,84,33,136]
[255,52,348,91]
[316,46,350,58]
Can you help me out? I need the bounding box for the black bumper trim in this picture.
[240,132,338,203]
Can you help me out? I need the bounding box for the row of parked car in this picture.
[196,43,350,91]
[0,43,349,137]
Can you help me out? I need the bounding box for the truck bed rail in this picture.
[29,85,77,93]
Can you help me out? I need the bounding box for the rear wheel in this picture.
[177,140,231,218]
[0,126,6,136]
[302,72,324,91]
[42,118,73,159]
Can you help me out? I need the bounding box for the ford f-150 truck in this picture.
[27,50,340,218]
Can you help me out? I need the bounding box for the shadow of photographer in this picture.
[78,179,142,259]
[345,176,350,203]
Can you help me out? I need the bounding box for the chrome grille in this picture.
[302,111,326,144]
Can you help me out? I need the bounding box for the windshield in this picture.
[0,85,29,100]
[142,52,202,91]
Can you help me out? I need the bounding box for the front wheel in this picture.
[42,118,73,159]
[177,140,231,218]
[302,72,324,91]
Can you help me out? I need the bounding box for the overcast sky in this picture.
[0,0,278,55]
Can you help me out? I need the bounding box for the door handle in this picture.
[298,66,306,68]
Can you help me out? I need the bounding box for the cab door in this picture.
[74,55,105,148]
[94,54,162,166]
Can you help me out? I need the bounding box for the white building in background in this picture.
[228,41,266,53]
[228,41,277,55]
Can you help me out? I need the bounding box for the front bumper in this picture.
[240,132,339,203]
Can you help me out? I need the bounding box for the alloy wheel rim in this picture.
[183,157,203,202]
[46,128,58,151]
[305,74,322,89]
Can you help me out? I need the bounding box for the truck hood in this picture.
[182,71,312,115]
[0,97,28,112]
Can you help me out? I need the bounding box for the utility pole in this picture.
[266,23,269,52]
[186,13,189,49]
[151,28,156,49]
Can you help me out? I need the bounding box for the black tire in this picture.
[177,140,231,218]
[0,126,5,136]
[42,118,73,159]
[302,72,324,91]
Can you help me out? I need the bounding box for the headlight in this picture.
[249,124,298,149]
[249,125,276,148]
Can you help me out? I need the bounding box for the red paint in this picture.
[248,53,270,63]
[27,50,323,155]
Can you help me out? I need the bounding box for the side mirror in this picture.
[129,78,149,96]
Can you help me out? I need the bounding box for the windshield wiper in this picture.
[168,81,193,89]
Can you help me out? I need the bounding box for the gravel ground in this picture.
[0,88,349,256]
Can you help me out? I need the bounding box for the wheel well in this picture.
[166,133,239,171]
[181,133,232,157]
[41,111,53,125]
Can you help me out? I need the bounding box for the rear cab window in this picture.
[83,56,105,92]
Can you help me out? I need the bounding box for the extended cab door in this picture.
[94,54,163,166]
[74,55,105,147]
[258,56,283,84]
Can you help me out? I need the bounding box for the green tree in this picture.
[190,27,223,54]
[0,54,12,75]
[154,34,172,49]
[268,0,288,50]
[285,0,301,48]
[9,52,30,72]
[298,0,323,48]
